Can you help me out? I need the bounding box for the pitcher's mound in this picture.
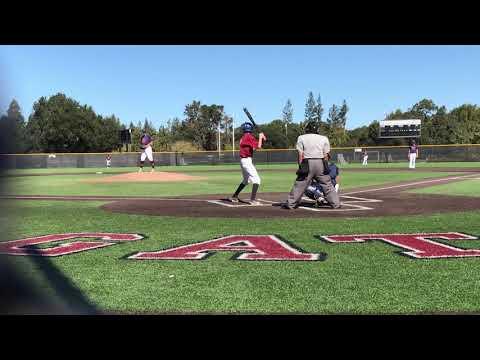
[89,171,206,183]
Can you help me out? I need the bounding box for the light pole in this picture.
[285,123,288,147]
[218,123,221,160]
[232,113,235,159]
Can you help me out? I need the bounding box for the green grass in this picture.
[2,162,479,314]
[339,161,480,169]
[4,199,480,314]
[3,160,480,176]
[3,166,461,197]
[409,178,480,197]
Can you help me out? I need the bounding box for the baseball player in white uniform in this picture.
[362,149,368,166]
[139,133,155,172]
[408,140,418,169]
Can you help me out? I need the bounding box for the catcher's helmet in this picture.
[241,122,254,133]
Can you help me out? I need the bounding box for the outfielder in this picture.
[229,122,266,205]
[106,154,112,168]
[304,153,340,206]
[362,149,368,166]
[139,133,155,172]
[408,140,418,169]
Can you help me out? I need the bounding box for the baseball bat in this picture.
[243,107,266,141]
[243,107,257,128]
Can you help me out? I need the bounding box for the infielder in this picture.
[362,149,368,166]
[408,140,418,169]
[304,153,340,206]
[139,133,155,172]
[229,122,266,205]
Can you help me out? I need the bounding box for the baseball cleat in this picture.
[280,203,298,210]
[151,168,155,173]
[229,197,239,203]
[138,168,143,172]
[248,200,261,206]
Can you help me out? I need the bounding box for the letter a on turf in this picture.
[0,233,144,257]
[322,232,480,259]
[129,235,323,261]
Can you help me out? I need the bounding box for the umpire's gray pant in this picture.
[287,159,341,208]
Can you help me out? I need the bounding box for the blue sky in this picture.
[1,45,479,129]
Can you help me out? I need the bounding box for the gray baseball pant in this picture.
[287,159,341,208]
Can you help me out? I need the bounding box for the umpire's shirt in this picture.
[286,133,341,208]
[296,133,330,159]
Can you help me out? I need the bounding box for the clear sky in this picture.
[1,45,479,129]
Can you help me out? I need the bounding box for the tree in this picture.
[314,94,327,134]
[25,93,122,153]
[183,101,225,150]
[0,99,27,153]
[260,119,289,149]
[282,99,294,124]
[448,104,480,144]
[142,118,157,136]
[304,92,316,123]
[99,115,123,152]
[156,124,172,151]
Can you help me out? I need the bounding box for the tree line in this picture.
[1,92,479,154]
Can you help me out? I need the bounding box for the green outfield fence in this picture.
[1,144,480,169]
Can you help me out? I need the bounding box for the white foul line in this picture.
[342,173,479,196]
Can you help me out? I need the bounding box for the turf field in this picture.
[2,162,480,314]
[410,178,480,197]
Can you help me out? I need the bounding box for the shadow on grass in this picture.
[0,248,99,315]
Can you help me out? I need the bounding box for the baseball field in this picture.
[2,161,480,314]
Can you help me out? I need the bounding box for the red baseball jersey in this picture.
[239,133,258,158]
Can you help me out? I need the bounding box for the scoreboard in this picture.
[379,119,421,138]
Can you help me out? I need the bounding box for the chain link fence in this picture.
[1,145,479,169]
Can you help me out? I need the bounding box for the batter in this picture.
[229,122,266,205]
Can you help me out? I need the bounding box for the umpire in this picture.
[282,121,341,209]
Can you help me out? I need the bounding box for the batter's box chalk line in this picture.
[206,199,272,207]
[261,195,381,212]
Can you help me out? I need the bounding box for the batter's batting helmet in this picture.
[241,122,254,133]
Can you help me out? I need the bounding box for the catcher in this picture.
[304,153,340,207]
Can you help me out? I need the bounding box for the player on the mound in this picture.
[139,133,155,172]
[304,153,340,207]
[229,122,266,205]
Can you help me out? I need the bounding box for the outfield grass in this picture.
[3,169,461,196]
[5,199,480,314]
[3,160,480,176]
[409,178,480,197]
